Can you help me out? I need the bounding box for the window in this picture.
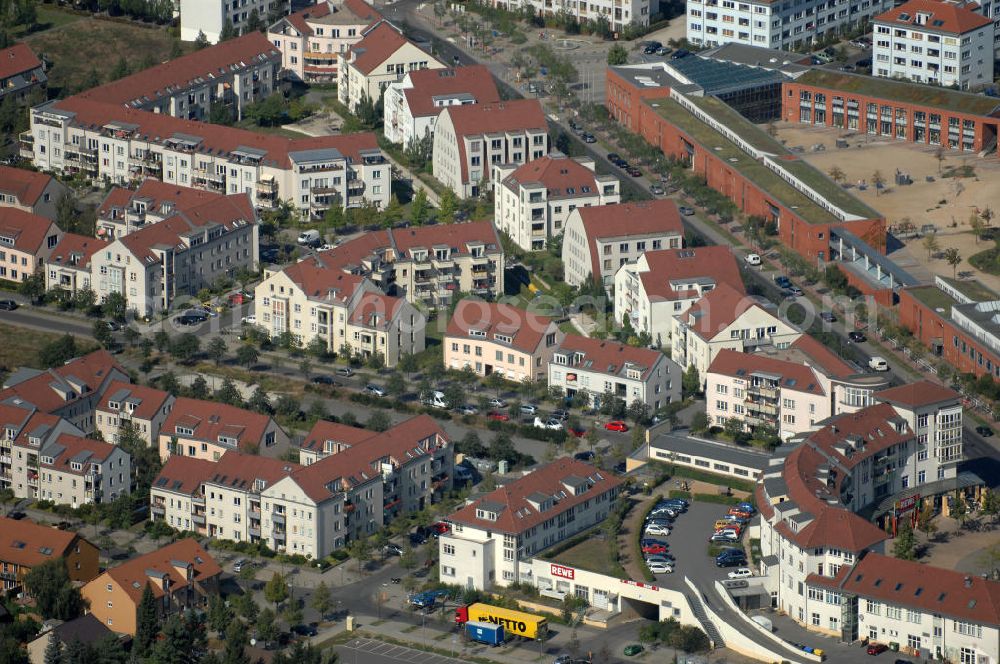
[443,544,455,555]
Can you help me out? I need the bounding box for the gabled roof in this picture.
[348,291,409,329]
[77,32,279,109]
[501,154,601,199]
[441,99,546,183]
[98,178,236,221]
[37,615,113,649]
[0,165,55,207]
[102,538,221,604]
[280,255,368,302]
[554,334,666,380]
[875,0,992,34]
[875,381,960,408]
[446,300,555,354]
[683,282,766,340]
[789,334,856,379]
[808,402,912,469]
[98,380,171,420]
[633,246,743,303]
[347,21,422,75]
[840,551,1000,626]
[576,200,683,279]
[162,397,278,451]
[40,434,118,474]
[0,43,42,80]
[0,350,125,415]
[778,504,887,551]
[446,458,622,534]
[391,220,501,259]
[47,233,109,271]
[708,348,824,395]
[152,454,217,496]
[0,208,55,254]
[0,517,82,568]
[401,66,500,118]
[205,451,299,491]
[301,420,379,452]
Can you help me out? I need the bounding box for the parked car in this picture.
[365,384,387,397]
[520,403,539,416]
[644,553,675,564]
[573,451,595,462]
[336,367,355,377]
[715,549,747,567]
[848,331,867,343]
[710,533,739,544]
[241,314,257,325]
[656,46,673,56]
[568,427,587,438]
[233,558,247,573]
[645,524,671,536]
[788,286,804,296]
[728,567,753,579]
[7,511,25,520]
[774,275,792,289]
[409,531,428,546]
[534,417,563,430]
[670,49,690,59]
[820,311,837,322]
[551,409,569,421]
[581,133,596,143]
[291,624,318,638]
[678,206,694,216]
[457,404,478,416]
[745,253,762,266]
[605,421,629,432]
[868,356,889,372]
[0,300,17,311]
[733,503,755,514]
[177,313,207,326]
[650,184,665,196]
[647,561,673,574]
[626,166,642,177]
[624,644,644,656]
[487,411,509,422]
[866,643,889,656]
[382,543,404,556]
[430,522,451,536]
[311,375,341,386]
[976,425,994,437]
[489,398,508,409]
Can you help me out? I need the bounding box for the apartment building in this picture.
[705,339,890,439]
[88,189,258,316]
[81,539,221,635]
[0,44,46,104]
[671,282,800,380]
[26,615,116,664]
[444,301,564,382]
[481,0,650,31]
[0,404,82,498]
[432,99,549,198]
[337,21,444,113]
[384,66,500,147]
[440,458,622,590]
[0,208,62,284]
[547,335,680,411]
[562,199,683,289]
[494,154,621,252]
[269,0,382,83]
[94,381,175,447]
[872,0,993,89]
[158,397,290,462]
[0,350,129,433]
[96,178,242,241]
[23,97,389,215]
[13,434,131,508]
[180,0,290,43]
[0,517,98,593]
[686,0,894,50]
[75,33,281,121]
[44,234,108,297]
[151,452,299,543]
[614,246,743,348]
[0,165,68,221]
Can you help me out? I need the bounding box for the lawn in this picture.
[969,245,1000,276]
[0,322,97,371]
[550,533,626,578]
[24,17,189,95]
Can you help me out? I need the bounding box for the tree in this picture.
[366,410,391,432]
[324,203,346,231]
[282,598,303,627]
[18,270,46,304]
[626,398,649,425]
[244,8,263,32]
[216,378,243,406]
[411,188,429,226]
[219,19,238,42]
[209,102,234,126]
[154,329,172,353]
[310,580,332,619]
[232,592,259,622]
[893,521,917,561]
[171,333,200,363]
[264,572,289,609]
[982,488,1000,524]
[934,145,945,174]
[922,234,940,260]
[490,431,517,465]
[386,372,406,397]
[236,344,259,369]
[367,351,385,371]
[681,365,701,399]
[275,394,300,418]
[871,170,886,195]
[207,337,228,365]
[92,319,114,349]
[123,325,140,348]
[158,371,181,395]
[399,545,417,570]
[437,188,457,223]
[607,43,628,65]
[916,502,938,538]
[952,494,969,527]
[207,593,232,635]
[37,334,78,368]
[102,292,127,322]
[690,411,710,433]
[348,537,371,573]
[943,247,962,278]
[222,621,250,664]
[23,558,84,621]
[248,386,273,414]
[827,165,845,184]
[43,631,61,664]
[109,55,131,80]
[255,606,278,645]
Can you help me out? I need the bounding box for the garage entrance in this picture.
[621,596,659,621]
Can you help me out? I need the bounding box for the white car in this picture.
[745,253,762,266]
[534,416,563,430]
[241,314,256,325]
[488,398,508,409]
[644,524,671,536]
[728,567,753,579]
[869,356,889,372]
[648,561,674,574]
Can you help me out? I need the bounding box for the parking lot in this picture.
[336,638,466,664]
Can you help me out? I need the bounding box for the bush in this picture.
[692,492,742,506]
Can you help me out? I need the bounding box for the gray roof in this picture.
[288,147,345,163]
[46,614,113,646]
[3,367,43,389]
[699,42,812,74]
[609,64,700,94]
[670,55,786,96]
[107,387,132,403]
[650,433,769,471]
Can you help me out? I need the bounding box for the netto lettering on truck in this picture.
[458,603,548,640]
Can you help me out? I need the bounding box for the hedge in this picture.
[666,465,756,494]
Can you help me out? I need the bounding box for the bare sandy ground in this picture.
[768,121,1000,293]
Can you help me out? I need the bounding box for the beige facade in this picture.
[94,382,175,447]
[0,165,68,221]
[157,398,290,462]
[0,208,62,284]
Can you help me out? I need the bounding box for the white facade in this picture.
[180,0,290,43]
[485,0,651,31]
[687,0,894,50]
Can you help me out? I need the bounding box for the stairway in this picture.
[685,591,725,648]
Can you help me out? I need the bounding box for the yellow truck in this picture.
[454,603,548,640]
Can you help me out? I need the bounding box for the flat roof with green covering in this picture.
[647,95,881,224]
[794,70,1000,117]
[908,284,959,312]
[937,276,997,302]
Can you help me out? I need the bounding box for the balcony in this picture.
[344,502,357,514]
[151,504,165,516]
[249,526,261,537]
[193,495,205,506]
[272,512,285,524]
[192,514,206,525]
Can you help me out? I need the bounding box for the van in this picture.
[297,230,321,245]
[423,390,448,409]
[868,356,889,372]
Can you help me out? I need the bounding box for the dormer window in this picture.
[70,461,82,471]
[476,508,498,521]
[495,334,512,344]
[4,428,14,440]
[175,425,194,436]
[108,400,120,410]
[469,329,486,338]
[218,435,237,446]
[41,456,55,465]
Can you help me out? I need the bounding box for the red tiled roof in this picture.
[0,165,54,207]
[840,551,1000,626]
[207,450,299,489]
[102,538,221,603]
[502,154,601,199]
[555,334,665,380]
[446,458,622,534]
[153,454,217,495]
[285,1,333,34]
[391,220,501,258]
[301,420,379,453]
[446,300,556,355]
[685,283,764,339]
[708,348,823,395]
[98,178,235,220]
[280,256,368,302]
[347,21,416,76]
[778,504,887,551]
[77,33,279,109]
[807,402,912,469]
[402,66,500,118]
[162,397,277,452]
[637,246,743,302]
[875,380,960,408]
[442,99,546,183]
[283,0,381,36]
[47,233,109,271]
[0,517,81,569]
[576,200,683,281]
[47,96,380,169]
[1,350,126,415]
[98,380,171,421]
[10,411,64,449]
[349,291,408,329]
[790,334,856,379]
[0,208,55,254]
[875,0,992,34]
[0,44,42,81]
[42,434,117,473]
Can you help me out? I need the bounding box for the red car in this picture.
[431,522,451,535]
[605,421,629,432]
[866,644,888,656]
[568,427,586,438]
[487,411,509,422]
[641,543,668,555]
